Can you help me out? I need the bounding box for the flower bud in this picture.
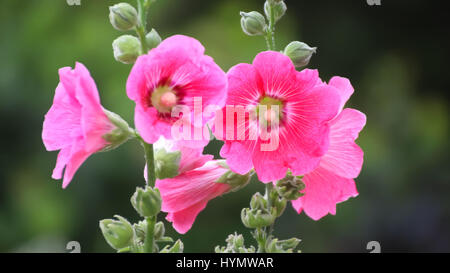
[133,220,147,244]
[153,221,165,239]
[276,173,305,201]
[102,109,134,151]
[240,11,266,36]
[130,186,162,218]
[109,3,138,31]
[99,215,134,250]
[112,35,141,64]
[160,239,184,253]
[264,0,287,23]
[283,41,317,68]
[146,28,162,49]
[155,148,181,179]
[250,192,268,210]
[241,207,276,229]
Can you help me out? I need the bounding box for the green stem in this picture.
[136,0,150,53]
[264,2,276,51]
[140,137,157,253]
[142,141,156,187]
[144,216,156,253]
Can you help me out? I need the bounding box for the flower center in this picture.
[151,86,178,113]
[257,96,283,127]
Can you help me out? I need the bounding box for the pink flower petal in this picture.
[291,166,358,220]
[320,108,366,178]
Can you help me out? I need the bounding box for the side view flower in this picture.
[42,62,133,188]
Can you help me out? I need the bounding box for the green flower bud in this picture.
[146,28,162,49]
[264,0,287,23]
[112,35,141,64]
[241,207,277,229]
[240,11,267,36]
[130,186,162,217]
[155,148,181,179]
[102,109,134,152]
[276,173,305,201]
[283,41,317,68]
[133,220,147,244]
[250,192,268,210]
[153,221,165,240]
[99,215,134,250]
[160,239,184,253]
[109,3,138,31]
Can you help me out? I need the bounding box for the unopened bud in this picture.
[155,148,181,179]
[264,0,287,24]
[109,3,138,31]
[250,192,268,210]
[240,11,266,36]
[112,35,141,64]
[241,207,276,229]
[146,29,162,49]
[130,186,162,217]
[154,221,165,239]
[99,215,134,250]
[283,41,317,68]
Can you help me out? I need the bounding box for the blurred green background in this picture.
[0,0,448,252]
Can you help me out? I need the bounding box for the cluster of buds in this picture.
[109,2,162,64]
[240,0,287,37]
[100,185,181,253]
[215,233,256,253]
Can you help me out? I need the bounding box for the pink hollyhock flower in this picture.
[156,160,231,234]
[291,77,366,220]
[218,51,341,183]
[42,62,127,188]
[126,35,227,147]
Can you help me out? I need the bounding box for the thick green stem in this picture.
[264,2,276,51]
[144,216,156,253]
[141,138,157,253]
[142,141,156,187]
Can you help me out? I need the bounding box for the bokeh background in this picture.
[0,0,448,253]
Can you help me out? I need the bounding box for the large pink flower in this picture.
[156,160,231,234]
[126,35,227,147]
[291,77,366,220]
[218,51,341,183]
[42,63,116,188]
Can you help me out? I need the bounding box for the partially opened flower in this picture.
[291,77,366,220]
[126,35,227,148]
[153,142,251,234]
[42,62,132,188]
[218,51,341,182]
